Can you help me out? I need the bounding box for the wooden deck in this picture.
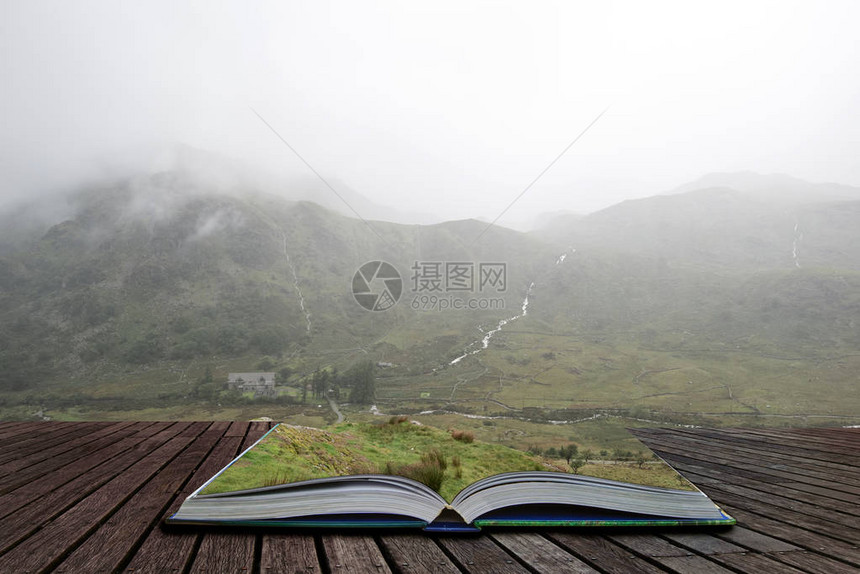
[0,422,856,573]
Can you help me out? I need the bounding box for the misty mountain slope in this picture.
[669,172,860,204]
[0,172,551,392]
[519,245,860,354]
[2,169,859,412]
[537,174,860,271]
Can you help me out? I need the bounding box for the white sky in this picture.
[2,1,859,226]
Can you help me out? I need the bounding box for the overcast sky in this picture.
[2,1,859,227]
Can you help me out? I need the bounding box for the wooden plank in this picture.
[125,430,245,573]
[545,533,667,574]
[650,455,860,516]
[639,432,860,489]
[225,419,252,436]
[656,448,860,503]
[672,454,860,509]
[0,421,81,449]
[640,426,860,469]
[127,423,276,573]
[0,421,106,466]
[378,534,459,574]
[638,434,860,495]
[660,533,748,555]
[706,527,798,553]
[768,549,860,574]
[669,428,860,470]
[188,529,255,574]
[55,421,224,573]
[0,421,197,573]
[672,467,860,536]
[776,480,860,506]
[491,532,599,573]
[0,420,140,492]
[185,422,264,573]
[321,534,392,574]
[651,556,735,574]
[715,502,860,567]
[674,427,860,471]
[0,421,175,554]
[664,529,851,574]
[260,534,323,574]
[721,427,860,452]
[0,421,155,519]
[437,536,528,574]
[708,552,808,574]
[683,428,857,458]
[4,423,859,574]
[792,426,860,438]
[0,421,36,441]
[608,534,696,558]
[689,483,860,546]
[608,535,735,574]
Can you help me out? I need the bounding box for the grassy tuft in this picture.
[451,429,475,443]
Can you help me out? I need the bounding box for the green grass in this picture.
[371,327,860,418]
[200,420,550,502]
[199,418,696,502]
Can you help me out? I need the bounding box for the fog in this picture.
[2,1,859,229]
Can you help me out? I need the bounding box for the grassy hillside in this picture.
[200,419,691,502]
[201,419,551,501]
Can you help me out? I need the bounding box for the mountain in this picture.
[0,170,549,394]
[1,169,858,424]
[668,172,860,204]
[536,173,860,271]
[146,143,441,225]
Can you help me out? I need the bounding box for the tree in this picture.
[569,456,586,474]
[257,357,275,371]
[192,366,218,401]
[278,366,293,382]
[559,444,579,464]
[347,360,376,404]
[612,448,630,461]
[582,449,594,464]
[311,369,331,399]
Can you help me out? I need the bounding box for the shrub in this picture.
[261,470,292,487]
[451,429,475,443]
[398,461,445,493]
[421,447,447,470]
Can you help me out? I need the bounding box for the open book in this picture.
[167,421,734,532]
